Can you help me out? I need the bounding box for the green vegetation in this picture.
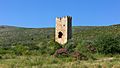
[94,33,120,54]
[0,25,120,67]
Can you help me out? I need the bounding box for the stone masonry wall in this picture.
[55,16,72,45]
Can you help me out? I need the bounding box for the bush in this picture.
[64,39,76,53]
[75,40,95,53]
[74,40,96,60]
[37,41,48,54]
[75,40,87,53]
[12,45,29,55]
[47,40,62,55]
[37,40,62,55]
[94,34,120,54]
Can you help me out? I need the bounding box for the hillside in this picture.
[0,26,54,46]
[0,25,120,67]
[0,25,120,46]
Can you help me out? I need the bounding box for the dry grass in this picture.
[0,55,120,68]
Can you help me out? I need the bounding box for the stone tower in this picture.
[55,16,72,45]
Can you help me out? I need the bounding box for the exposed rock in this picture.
[54,48,69,57]
[71,51,88,60]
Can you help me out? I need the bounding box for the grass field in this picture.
[0,55,120,68]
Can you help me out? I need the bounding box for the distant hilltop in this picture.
[0,25,17,28]
[110,24,120,26]
[0,24,120,29]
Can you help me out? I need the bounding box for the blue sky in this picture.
[0,0,120,28]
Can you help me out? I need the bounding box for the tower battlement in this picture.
[56,16,72,21]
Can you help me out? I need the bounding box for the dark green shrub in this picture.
[0,47,13,55]
[37,41,48,54]
[94,34,120,54]
[47,40,62,55]
[64,39,76,53]
[75,40,87,53]
[75,40,95,53]
[74,40,96,60]
[12,45,29,55]
[37,40,62,55]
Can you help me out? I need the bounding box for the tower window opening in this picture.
[58,32,63,38]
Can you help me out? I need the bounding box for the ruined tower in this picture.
[55,16,72,45]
